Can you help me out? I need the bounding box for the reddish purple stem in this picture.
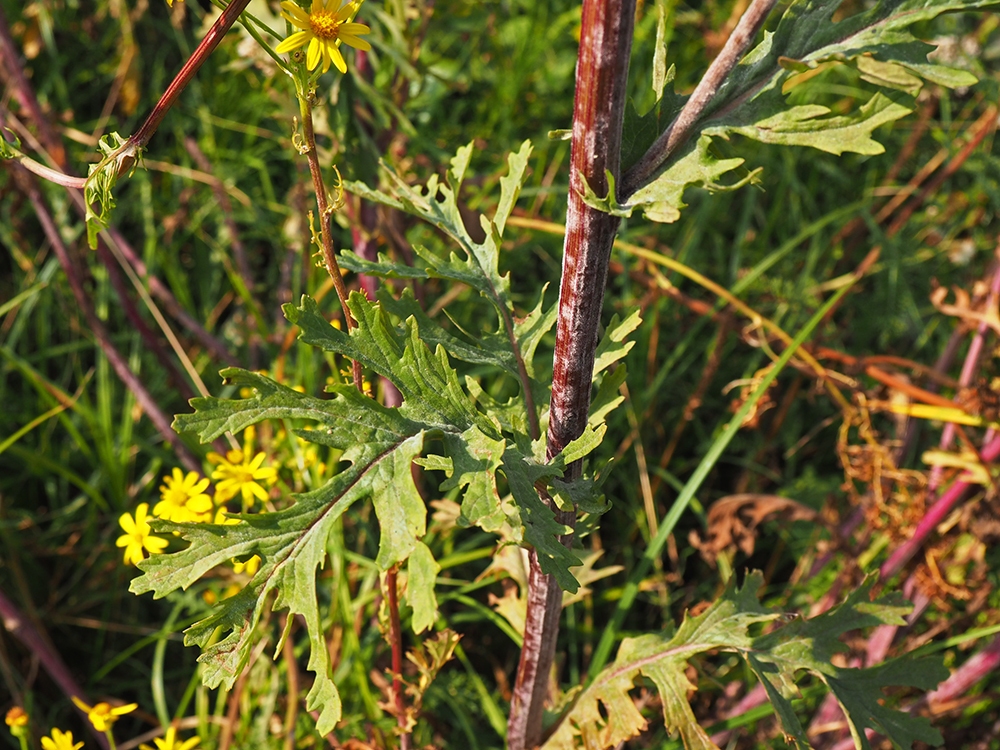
[507,1,634,748]
[0,587,110,750]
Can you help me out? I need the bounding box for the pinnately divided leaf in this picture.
[136,275,634,731]
[342,141,557,436]
[340,140,533,321]
[136,139,644,734]
[543,572,947,750]
[603,0,996,224]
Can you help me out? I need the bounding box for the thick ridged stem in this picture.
[506,1,634,748]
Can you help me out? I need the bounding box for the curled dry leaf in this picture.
[689,493,819,566]
[929,282,1000,335]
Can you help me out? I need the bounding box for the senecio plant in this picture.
[4,0,997,748]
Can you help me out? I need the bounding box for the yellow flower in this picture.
[116,503,168,566]
[232,555,261,576]
[275,0,371,74]
[5,707,28,738]
[5,707,28,729]
[211,451,277,508]
[40,728,83,750]
[70,697,137,733]
[140,726,200,750]
[154,468,213,522]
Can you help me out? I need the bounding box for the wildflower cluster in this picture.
[5,703,199,750]
[115,442,276,568]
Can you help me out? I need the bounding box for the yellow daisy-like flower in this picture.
[40,728,84,750]
[70,697,138,733]
[140,726,201,750]
[211,451,277,508]
[154,468,213,522]
[275,0,372,74]
[116,503,168,566]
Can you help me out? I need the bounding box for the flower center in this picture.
[309,11,341,40]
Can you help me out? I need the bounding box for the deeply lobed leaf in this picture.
[544,573,947,750]
[603,0,996,223]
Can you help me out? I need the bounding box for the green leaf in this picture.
[652,2,669,100]
[829,658,947,750]
[341,142,557,434]
[582,140,760,224]
[408,541,440,634]
[746,575,946,750]
[714,91,914,156]
[85,133,141,249]
[341,140,534,324]
[0,128,21,158]
[593,309,642,376]
[546,573,947,750]
[543,573,776,749]
[501,444,581,592]
[616,0,996,223]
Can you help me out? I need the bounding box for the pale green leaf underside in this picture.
[544,572,946,750]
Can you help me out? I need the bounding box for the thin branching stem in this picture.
[621,0,779,198]
[297,94,364,391]
[297,78,408,745]
[386,565,410,750]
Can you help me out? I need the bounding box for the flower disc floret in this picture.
[276,0,371,74]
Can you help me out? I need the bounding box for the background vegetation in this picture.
[2,0,1000,747]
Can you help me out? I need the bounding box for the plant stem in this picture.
[621,0,778,198]
[297,93,364,391]
[130,0,253,152]
[507,1,634,748]
[297,72,405,742]
[386,566,410,749]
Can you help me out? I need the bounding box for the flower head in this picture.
[116,503,168,566]
[71,697,137,733]
[211,450,277,509]
[275,0,371,74]
[140,726,201,750]
[154,468,213,522]
[5,707,28,738]
[40,728,83,750]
